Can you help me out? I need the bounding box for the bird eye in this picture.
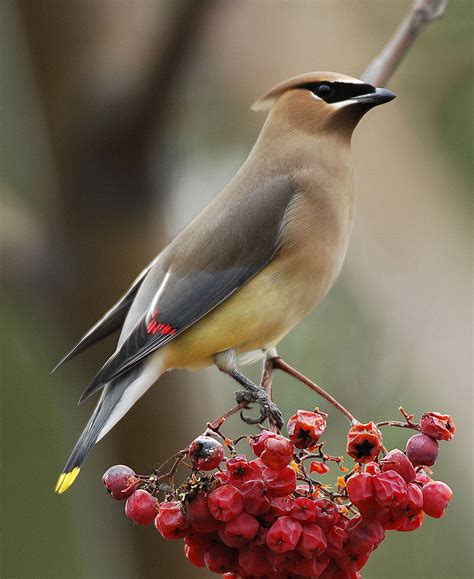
[316,84,333,98]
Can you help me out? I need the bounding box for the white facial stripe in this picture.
[327,100,356,109]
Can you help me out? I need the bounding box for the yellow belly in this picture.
[161,257,332,371]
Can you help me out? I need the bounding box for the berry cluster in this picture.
[102,408,455,577]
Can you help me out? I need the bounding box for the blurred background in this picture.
[0,1,472,577]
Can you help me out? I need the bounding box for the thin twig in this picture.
[362,0,449,86]
[272,357,357,425]
[260,357,278,433]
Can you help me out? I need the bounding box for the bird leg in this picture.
[214,350,284,430]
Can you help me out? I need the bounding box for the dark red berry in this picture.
[185,531,214,551]
[240,479,270,516]
[155,501,190,539]
[102,465,137,500]
[422,481,453,518]
[397,510,425,532]
[184,544,206,568]
[346,422,383,463]
[226,455,262,488]
[238,545,274,575]
[291,497,318,523]
[269,496,293,516]
[249,430,277,456]
[188,435,225,470]
[186,492,218,532]
[207,484,243,522]
[347,473,375,505]
[223,511,259,544]
[296,522,327,557]
[260,434,294,470]
[400,482,424,515]
[373,470,407,508]
[124,489,157,525]
[420,412,456,441]
[289,553,330,576]
[313,498,340,531]
[287,409,327,449]
[381,448,416,483]
[266,516,303,553]
[405,433,439,466]
[262,465,297,497]
[204,543,235,574]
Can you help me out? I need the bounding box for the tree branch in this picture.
[362,0,449,86]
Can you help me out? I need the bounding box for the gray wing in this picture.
[79,175,295,403]
[52,261,155,371]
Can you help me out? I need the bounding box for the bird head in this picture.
[252,71,395,137]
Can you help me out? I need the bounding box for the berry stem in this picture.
[272,357,357,425]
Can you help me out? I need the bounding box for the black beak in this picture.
[352,87,396,106]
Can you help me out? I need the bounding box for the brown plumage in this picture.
[55,71,395,493]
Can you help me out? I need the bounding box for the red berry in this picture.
[185,532,215,551]
[269,496,293,516]
[405,433,439,466]
[400,482,424,515]
[240,479,270,516]
[339,551,370,573]
[291,497,318,523]
[207,484,243,522]
[124,489,157,525]
[184,544,206,568]
[287,409,328,449]
[260,435,294,470]
[347,517,384,554]
[420,412,456,441]
[297,522,327,557]
[373,470,407,508]
[262,465,297,497]
[325,523,348,557]
[347,473,375,505]
[347,473,386,519]
[365,461,381,475]
[238,545,274,575]
[155,500,190,538]
[188,435,225,470]
[266,516,303,553]
[422,481,453,518]
[289,553,330,576]
[397,510,425,532]
[249,430,277,456]
[250,525,268,548]
[415,470,433,485]
[102,465,137,500]
[226,455,262,487]
[313,498,340,531]
[186,492,218,532]
[266,549,298,573]
[346,422,383,463]
[381,448,416,483]
[204,543,236,574]
[222,511,259,544]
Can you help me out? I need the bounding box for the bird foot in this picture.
[234,383,284,430]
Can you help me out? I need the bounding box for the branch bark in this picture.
[362,0,449,86]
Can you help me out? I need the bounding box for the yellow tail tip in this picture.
[55,467,81,494]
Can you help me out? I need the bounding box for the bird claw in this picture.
[234,388,284,430]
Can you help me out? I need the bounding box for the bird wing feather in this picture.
[79,174,295,402]
[52,260,155,372]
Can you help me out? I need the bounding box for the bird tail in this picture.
[55,360,163,494]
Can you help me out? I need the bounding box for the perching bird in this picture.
[54,71,395,493]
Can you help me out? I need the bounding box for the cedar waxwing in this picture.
[54,71,395,493]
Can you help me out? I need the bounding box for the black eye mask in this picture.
[301,82,376,104]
